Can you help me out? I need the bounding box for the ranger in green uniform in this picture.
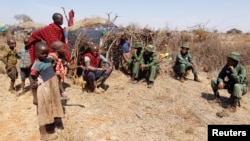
[173,43,201,82]
[211,51,248,112]
[140,45,159,88]
[128,42,144,83]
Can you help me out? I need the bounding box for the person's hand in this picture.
[192,64,196,68]
[228,65,234,70]
[97,67,105,71]
[140,64,146,70]
[131,49,137,56]
[79,65,87,70]
[218,82,224,89]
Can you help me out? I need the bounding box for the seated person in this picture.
[139,45,160,88]
[173,43,201,83]
[81,44,113,94]
[128,42,144,83]
[211,51,248,112]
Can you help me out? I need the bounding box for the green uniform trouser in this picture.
[143,65,159,82]
[211,78,248,98]
[173,64,198,76]
[132,61,140,79]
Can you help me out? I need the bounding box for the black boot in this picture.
[194,74,202,82]
[209,90,221,104]
[179,73,185,83]
[228,97,238,112]
[226,94,234,104]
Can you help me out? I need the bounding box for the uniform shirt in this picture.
[217,63,247,86]
[18,47,31,68]
[141,52,159,68]
[131,50,144,62]
[4,48,18,66]
[175,52,194,66]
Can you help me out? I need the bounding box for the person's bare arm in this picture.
[30,75,39,89]
[85,61,104,71]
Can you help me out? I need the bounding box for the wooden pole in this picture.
[61,7,69,26]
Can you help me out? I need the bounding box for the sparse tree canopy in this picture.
[14,14,33,23]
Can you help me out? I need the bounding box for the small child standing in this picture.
[30,42,64,141]
[48,40,84,100]
[0,37,18,93]
[18,37,32,94]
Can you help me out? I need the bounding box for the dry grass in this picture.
[0,29,250,141]
[68,16,107,31]
[17,21,45,29]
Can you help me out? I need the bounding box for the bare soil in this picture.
[0,35,250,141]
[0,59,250,141]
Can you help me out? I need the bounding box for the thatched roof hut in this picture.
[17,21,45,29]
[68,16,108,31]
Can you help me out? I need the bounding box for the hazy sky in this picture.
[0,0,249,32]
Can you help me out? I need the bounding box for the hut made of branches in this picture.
[69,19,160,73]
[100,25,157,69]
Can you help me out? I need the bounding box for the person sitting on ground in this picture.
[30,42,64,141]
[128,42,144,83]
[118,34,131,63]
[0,37,19,93]
[81,44,113,94]
[172,43,201,83]
[18,37,32,94]
[211,51,248,112]
[48,40,85,100]
[139,45,160,88]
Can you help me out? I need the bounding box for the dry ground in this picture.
[0,59,250,141]
[0,34,250,141]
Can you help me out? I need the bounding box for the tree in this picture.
[14,14,33,23]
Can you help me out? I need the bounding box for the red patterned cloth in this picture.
[68,9,74,26]
[48,53,65,79]
[82,53,100,67]
[27,23,71,64]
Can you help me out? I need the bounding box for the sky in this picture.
[0,0,250,32]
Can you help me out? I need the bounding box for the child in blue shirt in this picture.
[18,37,32,94]
[30,42,64,141]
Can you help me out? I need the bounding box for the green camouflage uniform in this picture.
[211,51,248,109]
[211,63,248,99]
[173,52,198,77]
[140,51,159,82]
[128,50,144,80]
